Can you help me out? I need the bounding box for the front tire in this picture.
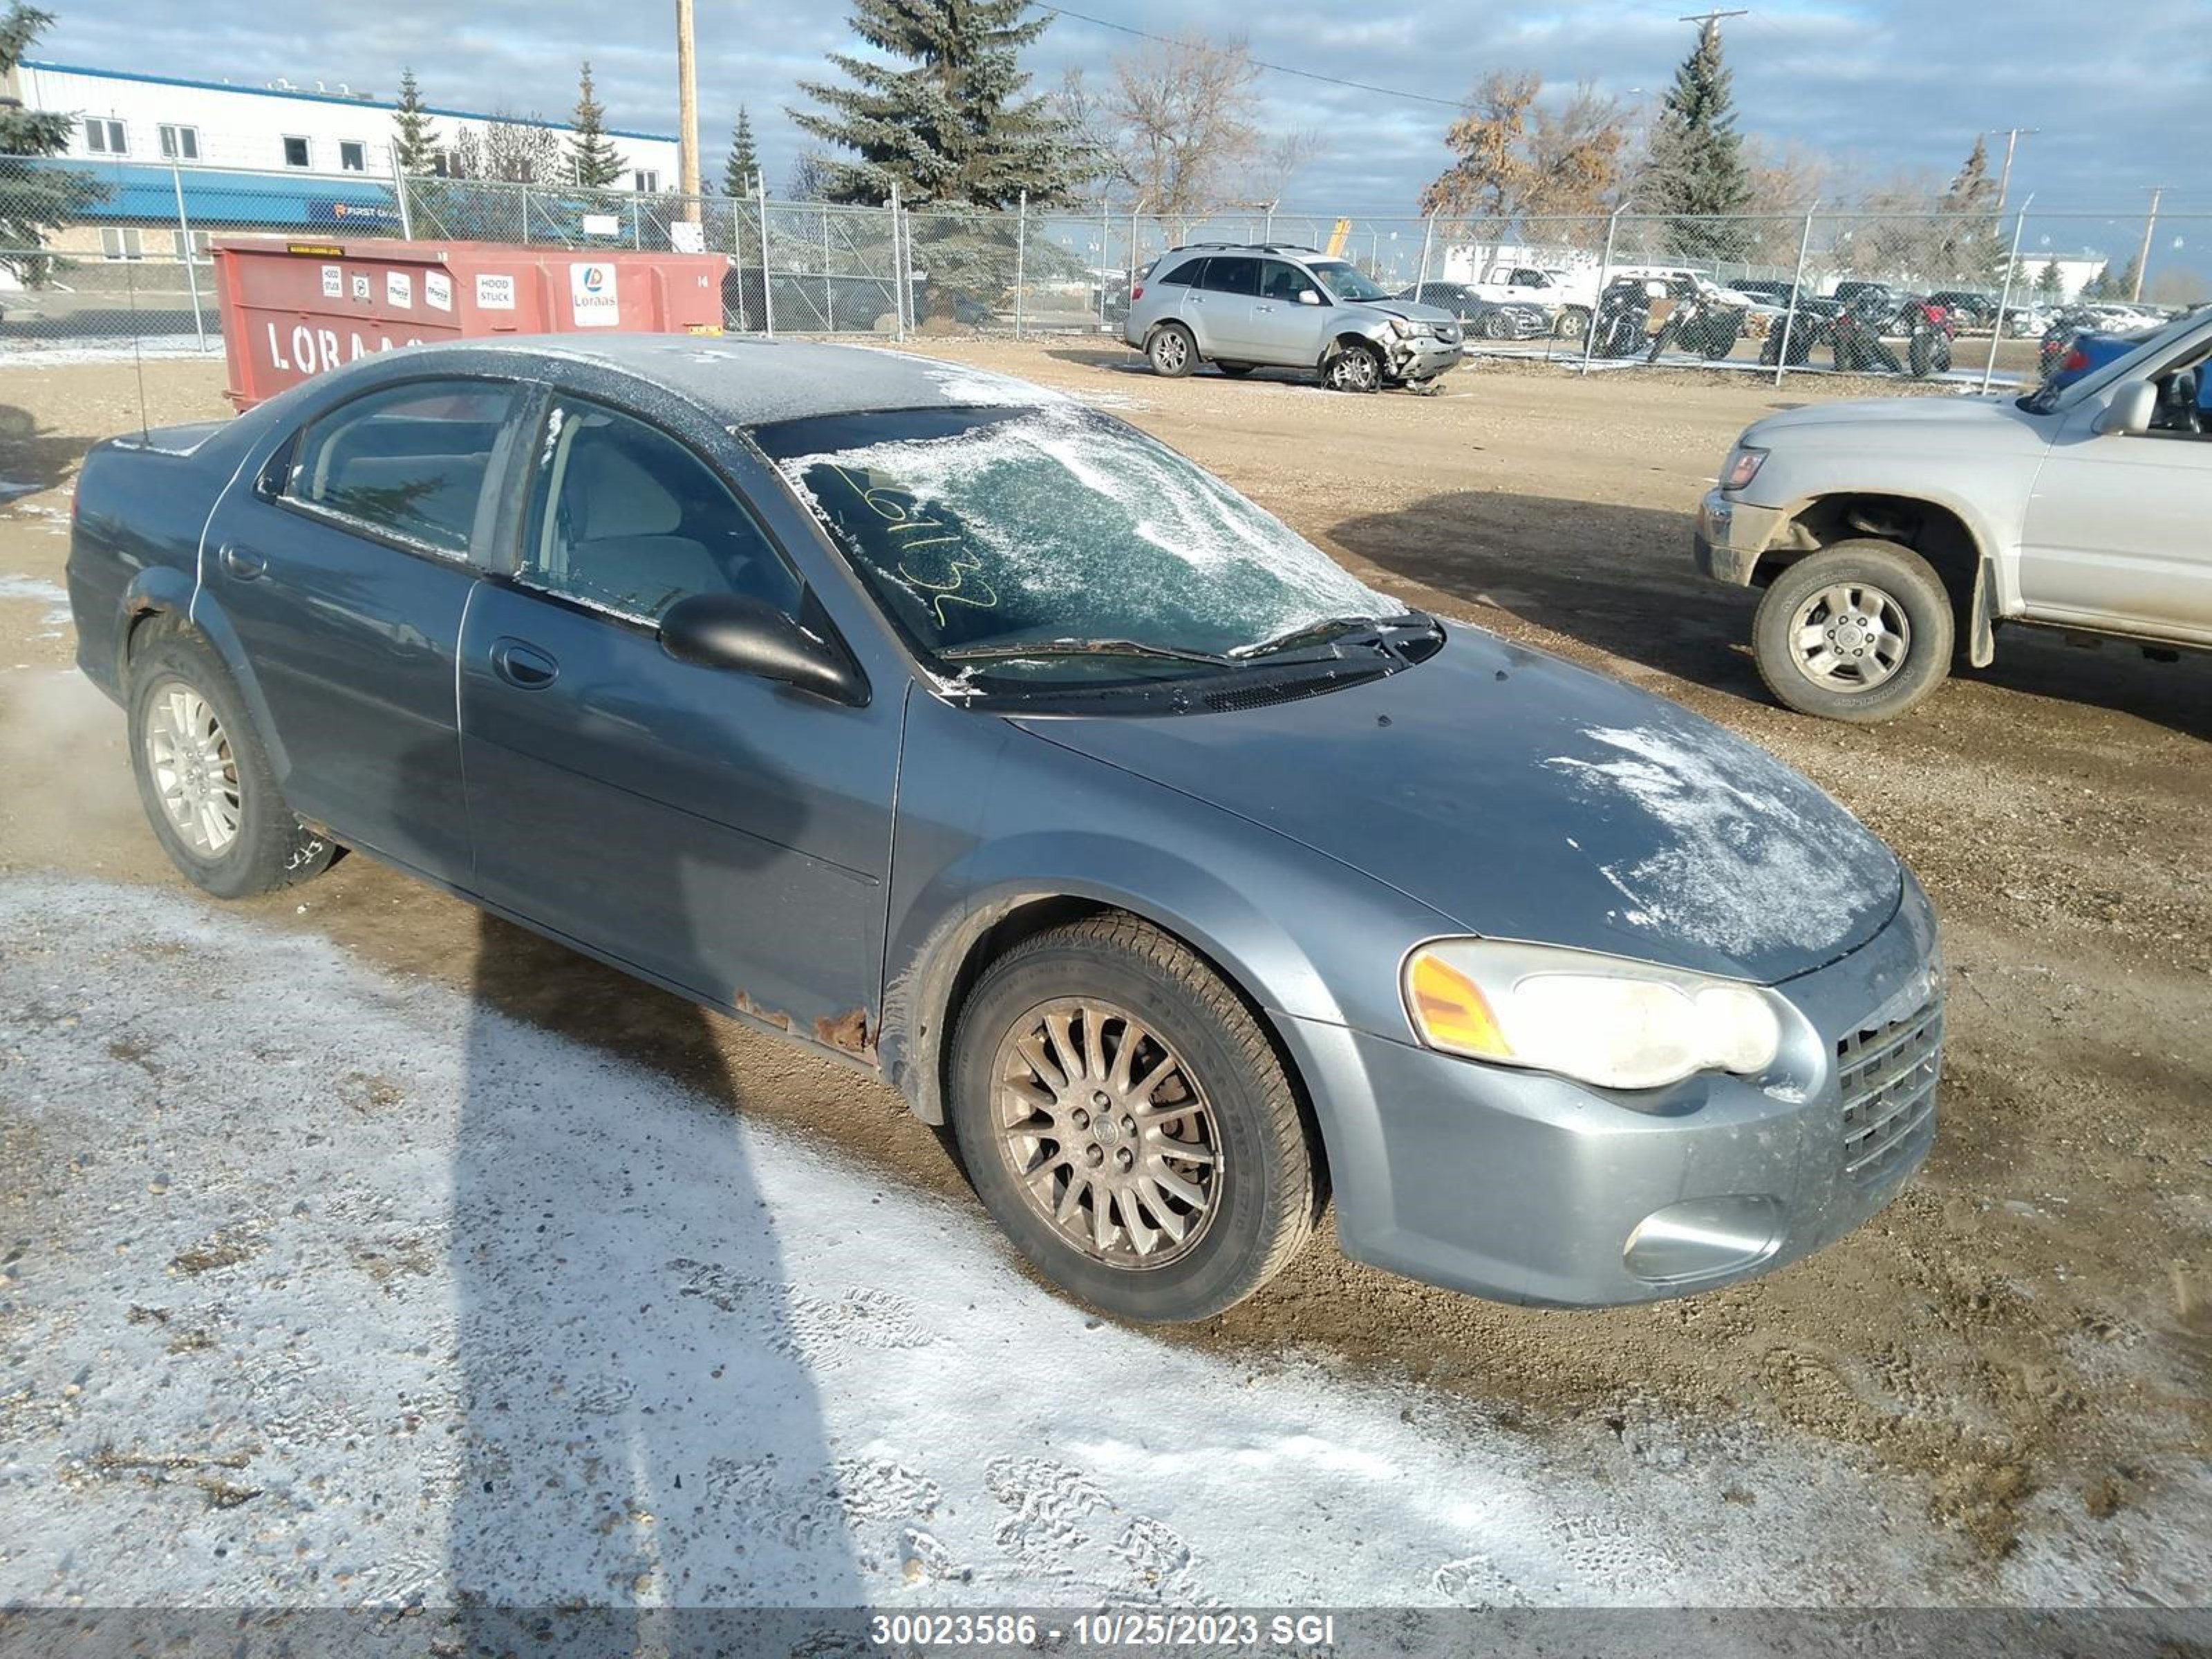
[1752,540,1955,723]
[948,915,1319,1323]
[1322,341,1382,393]
[1555,307,1590,341]
[1146,323,1197,377]
[127,624,337,898]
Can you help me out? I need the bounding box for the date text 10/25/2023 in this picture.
[867,1612,1340,1649]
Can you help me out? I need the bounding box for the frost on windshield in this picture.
[773,403,1383,658]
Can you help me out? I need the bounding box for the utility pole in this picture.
[2132,186,2164,303]
[1989,126,2037,213]
[675,0,701,223]
[1676,8,1748,30]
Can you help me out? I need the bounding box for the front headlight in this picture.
[1403,939,1783,1091]
[1721,443,1767,491]
[1387,317,1414,339]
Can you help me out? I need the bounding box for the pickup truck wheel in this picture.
[1555,307,1591,341]
[127,628,336,899]
[949,915,1318,1323]
[1322,342,1382,393]
[1753,540,1955,722]
[1146,323,1197,377]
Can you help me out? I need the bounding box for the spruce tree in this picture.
[392,66,441,174]
[2109,251,2142,303]
[722,106,760,197]
[790,0,1075,206]
[568,62,628,189]
[0,5,100,285]
[2036,259,2063,305]
[1642,19,1751,261]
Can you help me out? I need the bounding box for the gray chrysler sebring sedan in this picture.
[68,335,1943,1322]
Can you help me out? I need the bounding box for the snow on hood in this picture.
[1020,630,1904,984]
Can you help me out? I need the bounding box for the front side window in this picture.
[339,140,366,171]
[521,400,801,623]
[1307,259,1390,302]
[756,402,1384,680]
[1259,260,1318,303]
[86,117,126,154]
[283,135,310,168]
[282,381,517,557]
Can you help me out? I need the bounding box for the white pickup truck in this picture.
[1694,306,2212,722]
[1463,263,1597,339]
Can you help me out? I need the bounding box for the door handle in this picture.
[218,543,266,581]
[489,637,559,690]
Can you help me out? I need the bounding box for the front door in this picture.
[1248,259,1331,366]
[2021,343,2212,644]
[199,376,521,881]
[458,393,903,1036]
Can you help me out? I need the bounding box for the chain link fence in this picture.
[1,153,2201,395]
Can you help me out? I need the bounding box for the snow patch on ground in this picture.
[0,574,71,636]
[1,876,2187,1613]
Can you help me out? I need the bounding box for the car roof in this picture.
[364,334,1058,428]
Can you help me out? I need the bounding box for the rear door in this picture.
[1180,255,1261,357]
[457,391,902,1032]
[199,376,522,882]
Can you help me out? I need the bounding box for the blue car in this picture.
[67,332,1943,1322]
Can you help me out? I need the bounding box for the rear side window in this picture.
[1153,258,1203,287]
[1197,256,1259,297]
[283,379,516,558]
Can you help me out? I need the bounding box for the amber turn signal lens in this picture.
[1407,951,1511,1059]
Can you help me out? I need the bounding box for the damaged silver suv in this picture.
[1125,243,1464,391]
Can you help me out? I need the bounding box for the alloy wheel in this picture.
[1327,349,1379,392]
[989,997,1221,1269]
[144,682,243,856]
[1788,583,1912,691]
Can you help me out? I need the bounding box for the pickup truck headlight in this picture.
[1403,939,1783,1091]
[1721,444,1768,491]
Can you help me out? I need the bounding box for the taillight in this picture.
[2062,348,2088,373]
[1130,284,1144,302]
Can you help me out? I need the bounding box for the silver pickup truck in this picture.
[1695,306,2211,721]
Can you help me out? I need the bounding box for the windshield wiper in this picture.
[939,637,1235,666]
[1232,611,1436,659]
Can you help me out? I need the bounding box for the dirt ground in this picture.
[0,341,2205,1576]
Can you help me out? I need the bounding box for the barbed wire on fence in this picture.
[1,154,2201,393]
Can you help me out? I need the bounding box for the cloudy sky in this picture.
[37,0,2212,276]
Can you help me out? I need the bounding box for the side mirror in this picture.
[1297,289,1322,306]
[659,592,865,703]
[2097,379,2157,436]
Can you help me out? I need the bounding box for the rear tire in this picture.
[1752,540,1955,723]
[1146,323,1197,377]
[948,915,1319,1323]
[126,624,337,899]
[1215,361,1254,377]
[1555,307,1590,341]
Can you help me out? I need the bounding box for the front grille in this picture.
[1434,324,1461,344]
[1835,998,1942,1185]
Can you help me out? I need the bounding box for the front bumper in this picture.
[1280,889,1942,1307]
[1387,335,1465,382]
[1693,487,1788,586]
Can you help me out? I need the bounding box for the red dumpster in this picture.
[211,237,729,410]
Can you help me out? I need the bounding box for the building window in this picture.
[100,227,145,261]
[339,140,366,172]
[158,124,199,161]
[632,169,659,193]
[171,229,212,260]
[85,118,126,155]
[283,135,311,169]
[432,149,460,179]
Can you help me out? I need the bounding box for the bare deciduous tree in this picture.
[450,113,566,185]
[1086,33,1264,225]
[1420,73,1626,253]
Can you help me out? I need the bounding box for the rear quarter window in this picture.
[1154,259,1203,287]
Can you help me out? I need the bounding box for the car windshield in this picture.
[753,402,1390,684]
[2025,305,2212,413]
[1309,260,1392,303]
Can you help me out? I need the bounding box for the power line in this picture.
[1031,4,1472,110]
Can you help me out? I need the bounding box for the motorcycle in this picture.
[1591,276,1660,358]
[1646,283,1747,364]
[1760,298,1839,366]
[1903,299,1956,378]
[1830,292,1904,374]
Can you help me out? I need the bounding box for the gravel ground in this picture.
[0,344,2205,1611]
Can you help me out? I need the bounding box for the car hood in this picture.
[1013,630,1903,985]
[1745,393,2050,446]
